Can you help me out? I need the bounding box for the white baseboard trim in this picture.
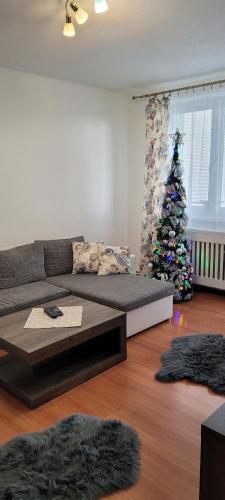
[126,295,174,338]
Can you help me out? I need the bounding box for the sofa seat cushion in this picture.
[0,281,68,317]
[47,274,174,312]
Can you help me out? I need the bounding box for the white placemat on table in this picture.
[24,307,83,329]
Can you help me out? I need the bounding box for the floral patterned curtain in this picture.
[139,96,170,275]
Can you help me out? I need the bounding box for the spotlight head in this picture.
[70,3,88,24]
[95,0,109,14]
[63,15,76,37]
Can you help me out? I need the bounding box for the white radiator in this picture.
[188,230,225,290]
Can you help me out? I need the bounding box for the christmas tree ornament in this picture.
[171,192,179,201]
[159,273,167,280]
[174,291,183,302]
[148,129,193,303]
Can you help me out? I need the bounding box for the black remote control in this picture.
[44,306,63,319]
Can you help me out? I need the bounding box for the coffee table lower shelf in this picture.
[0,325,127,409]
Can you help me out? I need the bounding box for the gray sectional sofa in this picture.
[0,237,174,337]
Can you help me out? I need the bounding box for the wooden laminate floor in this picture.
[0,289,225,500]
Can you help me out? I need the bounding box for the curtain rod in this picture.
[132,78,225,101]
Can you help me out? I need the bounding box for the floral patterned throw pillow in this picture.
[98,245,131,276]
[72,242,103,274]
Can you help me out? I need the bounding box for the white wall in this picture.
[0,67,128,249]
[127,99,145,261]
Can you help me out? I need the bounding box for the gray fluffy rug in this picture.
[0,414,140,499]
[156,334,225,394]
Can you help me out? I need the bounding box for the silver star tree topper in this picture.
[169,128,185,145]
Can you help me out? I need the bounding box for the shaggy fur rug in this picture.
[0,414,140,499]
[156,334,225,394]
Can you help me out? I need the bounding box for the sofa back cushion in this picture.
[0,243,45,290]
[38,236,84,277]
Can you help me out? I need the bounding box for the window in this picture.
[169,90,225,232]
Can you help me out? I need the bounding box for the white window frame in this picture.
[169,94,225,232]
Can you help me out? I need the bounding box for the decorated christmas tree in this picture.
[149,129,193,302]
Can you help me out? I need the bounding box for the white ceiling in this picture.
[1,0,225,92]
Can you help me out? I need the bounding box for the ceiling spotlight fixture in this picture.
[95,0,109,14]
[63,0,108,38]
[63,15,76,37]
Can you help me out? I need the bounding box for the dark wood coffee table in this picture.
[0,295,126,408]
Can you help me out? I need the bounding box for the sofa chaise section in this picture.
[0,281,69,317]
[47,274,174,337]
